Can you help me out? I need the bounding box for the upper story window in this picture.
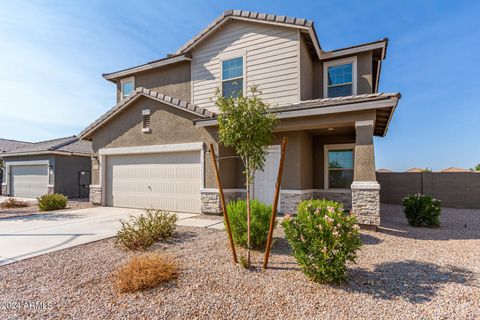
[221,57,243,98]
[323,57,357,98]
[120,77,135,99]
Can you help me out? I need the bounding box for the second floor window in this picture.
[121,77,134,99]
[222,57,243,98]
[324,57,357,98]
[327,64,353,97]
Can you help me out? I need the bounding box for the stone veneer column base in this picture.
[200,189,245,215]
[314,191,352,211]
[89,185,102,205]
[47,185,54,195]
[1,184,7,196]
[280,190,353,214]
[351,181,381,226]
[279,192,313,214]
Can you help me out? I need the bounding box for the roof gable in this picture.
[176,10,321,59]
[2,136,91,157]
[79,88,215,140]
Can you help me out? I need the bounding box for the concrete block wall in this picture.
[377,172,480,209]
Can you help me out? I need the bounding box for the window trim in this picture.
[323,57,357,98]
[219,51,246,98]
[324,143,355,190]
[120,76,135,100]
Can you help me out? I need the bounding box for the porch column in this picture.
[351,120,381,226]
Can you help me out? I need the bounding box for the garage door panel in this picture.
[107,151,201,213]
[11,165,48,198]
[176,182,201,194]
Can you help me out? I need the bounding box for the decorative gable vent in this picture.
[142,109,151,133]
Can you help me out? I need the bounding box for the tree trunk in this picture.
[245,160,251,268]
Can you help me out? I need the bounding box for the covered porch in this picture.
[195,93,400,226]
[272,109,381,225]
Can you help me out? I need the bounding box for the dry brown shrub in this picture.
[114,254,179,293]
[0,198,29,209]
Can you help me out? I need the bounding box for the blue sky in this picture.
[0,0,479,171]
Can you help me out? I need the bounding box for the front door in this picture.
[253,145,281,206]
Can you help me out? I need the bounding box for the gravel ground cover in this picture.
[0,199,93,219]
[0,204,479,319]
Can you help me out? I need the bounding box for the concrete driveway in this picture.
[0,206,222,266]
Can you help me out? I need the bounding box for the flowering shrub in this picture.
[402,194,441,228]
[282,199,362,284]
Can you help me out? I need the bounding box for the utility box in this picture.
[79,170,91,198]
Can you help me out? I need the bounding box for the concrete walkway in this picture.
[0,206,224,266]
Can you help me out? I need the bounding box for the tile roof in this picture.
[2,136,91,156]
[272,93,401,112]
[79,87,215,139]
[176,9,320,54]
[0,139,32,153]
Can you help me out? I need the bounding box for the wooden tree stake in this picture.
[209,144,238,263]
[263,137,288,269]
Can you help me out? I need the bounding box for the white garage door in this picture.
[106,151,201,213]
[11,165,48,198]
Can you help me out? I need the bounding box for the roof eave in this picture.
[102,54,192,82]
[194,96,400,129]
[381,94,401,137]
[2,151,91,158]
[320,39,388,60]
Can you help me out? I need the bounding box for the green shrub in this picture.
[116,209,177,250]
[402,194,441,228]
[37,193,68,211]
[282,199,362,284]
[227,199,274,250]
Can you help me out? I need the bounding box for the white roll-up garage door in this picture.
[11,165,48,198]
[106,151,201,213]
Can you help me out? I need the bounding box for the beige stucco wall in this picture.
[354,123,376,181]
[357,51,373,95]
[271,131,312,190]
[116,61,191,103]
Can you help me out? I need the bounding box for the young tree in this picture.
[215,87,278,267]
[472,164,480,172]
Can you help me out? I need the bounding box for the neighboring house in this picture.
[440,167,471,173]
[376,168,392,173]
[79,10,401,226]
[405,168,423,173]
[1,136,92,199]
[0,138,32,194]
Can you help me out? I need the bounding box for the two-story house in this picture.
[79,10,400,226]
